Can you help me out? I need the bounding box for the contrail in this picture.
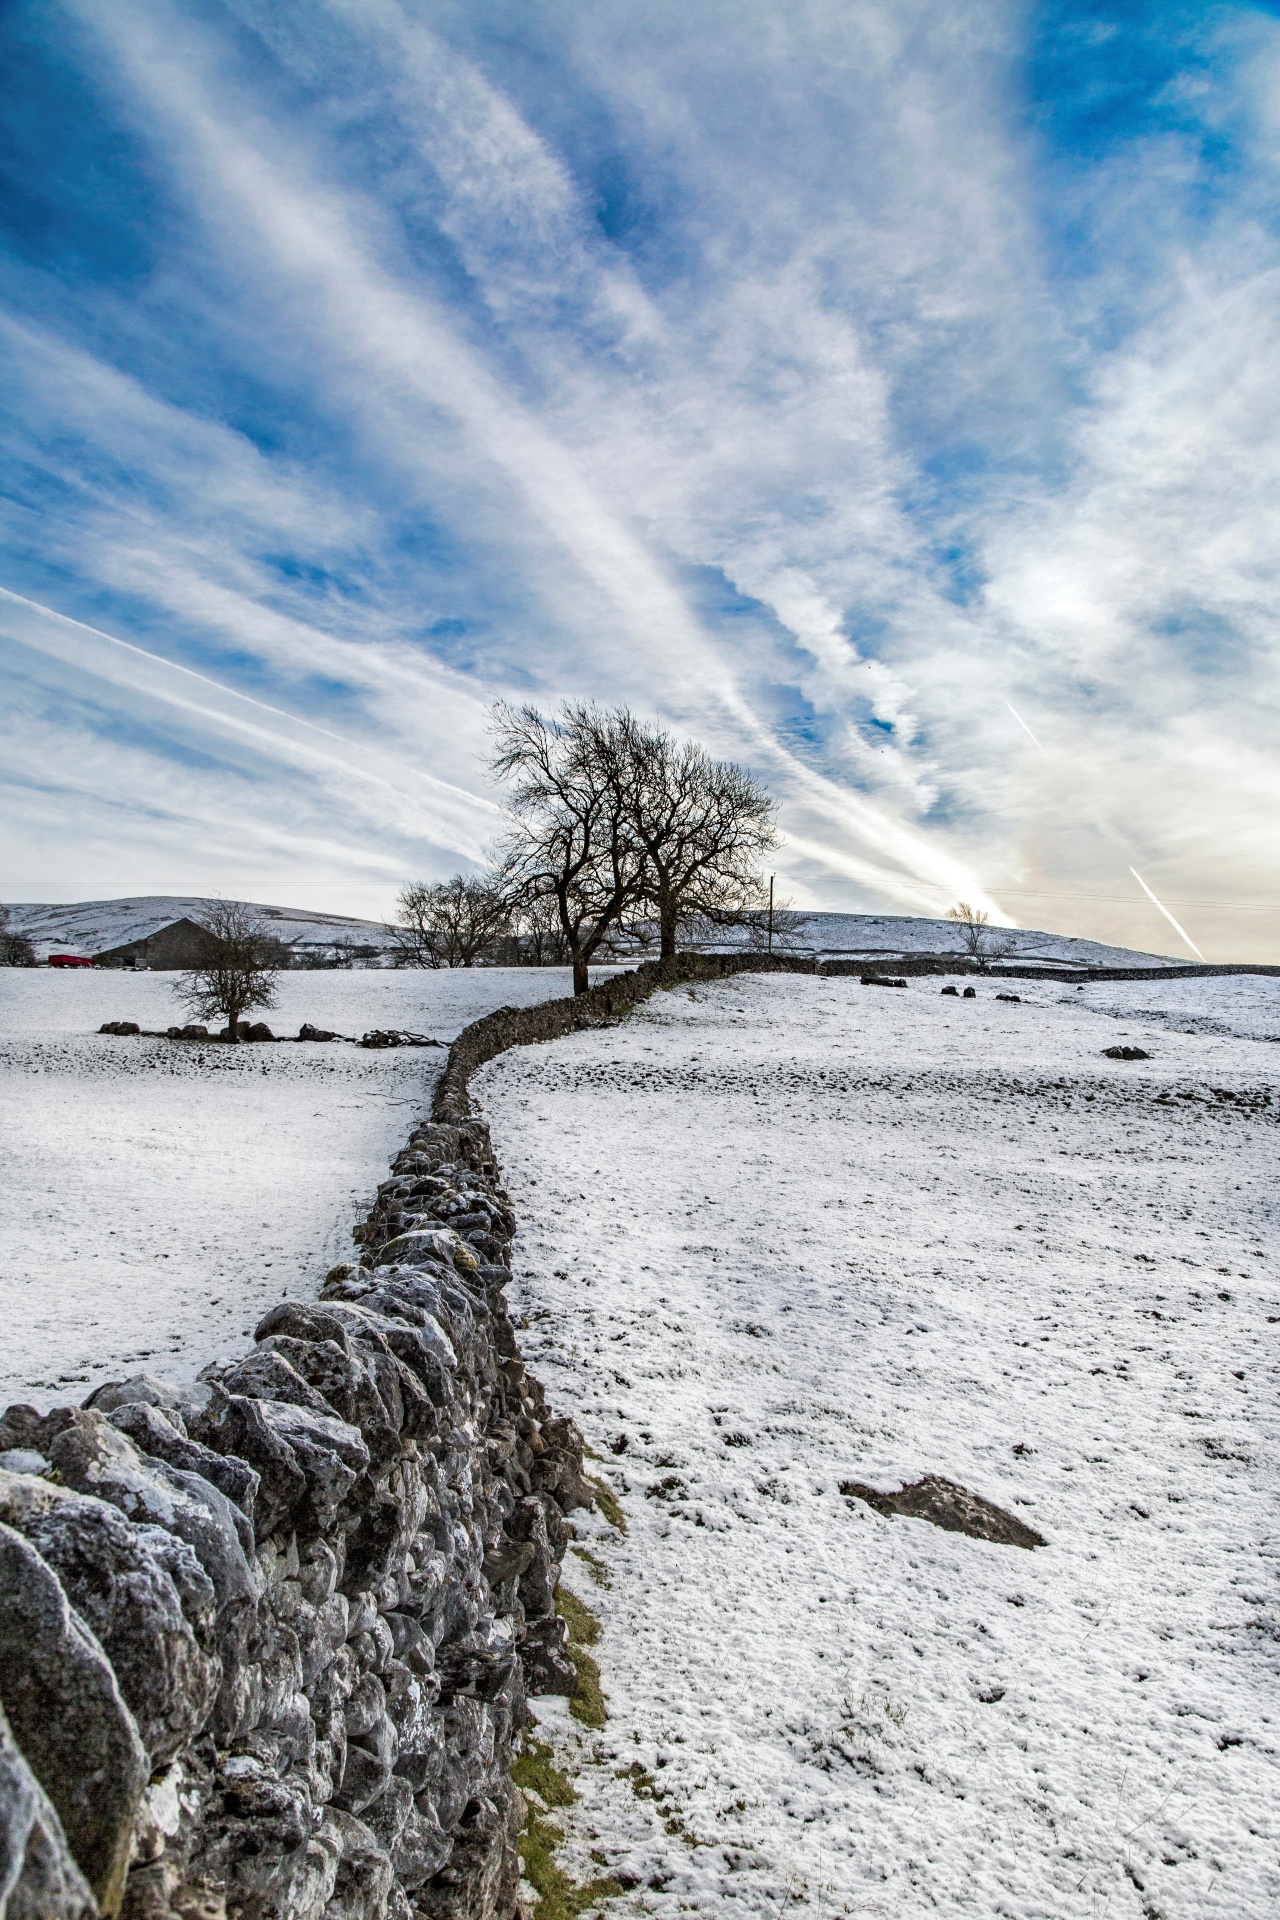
[1003,702,1208,959]
[0,582,500,818]
[1129,867,1205,961]
[1004,700,1045,752]
[0,584,356,740]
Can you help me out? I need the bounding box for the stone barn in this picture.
[93,916,220,970]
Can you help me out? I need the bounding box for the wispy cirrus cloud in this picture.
[1,0,1276,952]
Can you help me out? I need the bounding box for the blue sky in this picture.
[2,0,1278,958]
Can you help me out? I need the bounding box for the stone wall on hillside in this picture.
[0,1114,591,1920]
[818,956,1280,981]
[433,951,816,1123]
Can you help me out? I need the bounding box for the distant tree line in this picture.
[393,704,782,995]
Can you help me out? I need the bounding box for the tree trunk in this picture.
[572,955,589,996]
[659,905,677,962]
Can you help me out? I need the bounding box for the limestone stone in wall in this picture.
[0,1521,148,1915]
[0,1699,97,1920]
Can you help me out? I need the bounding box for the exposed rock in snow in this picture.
[838,1473,1046,1548]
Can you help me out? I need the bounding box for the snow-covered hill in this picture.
[6,895,399,962]
[697,910,1181,970]
[7,896,1184,970]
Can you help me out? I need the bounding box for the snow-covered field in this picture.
[477,970,1280,1919]
[0,967,596,1408]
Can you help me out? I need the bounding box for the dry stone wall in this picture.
[433,951,815,1124]
[820,956,1280,981]
[0,1111,592,1920]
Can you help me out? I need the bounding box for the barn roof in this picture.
[93,917,214,961]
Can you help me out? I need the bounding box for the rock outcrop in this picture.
[0,1698,98,1920]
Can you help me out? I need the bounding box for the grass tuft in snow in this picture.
[616,1761,698,1844]
[516,1737,622,1919]
[586,1475,627,1533]
[556,1584,607,1727]
[514,1733,578,1810]
[567,1653,607,1730]
[570,1544,611,1587]
[859,1687,910,1730]
[556,1585,602,1648]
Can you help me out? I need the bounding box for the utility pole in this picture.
[767,874,775,954]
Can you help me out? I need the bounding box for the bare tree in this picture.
[946,901,1016,971]
[489,703,645,996]
[174,900,283,1038]
[391,874,511,968]
[0,906,37,967]
[616,718,779,961]
[692,896,811,954]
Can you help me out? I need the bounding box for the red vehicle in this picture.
[48,953,96,968]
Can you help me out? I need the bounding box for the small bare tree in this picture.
[0,906,37,967]
[174,900,283,1038]
[490,703,645,996]
[509,891,573,966]
[946,901,1016,971]
[391,874,511,968]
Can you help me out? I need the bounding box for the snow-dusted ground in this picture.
[1075,973,1280,1044]
[0,968,597,1408]
[477,971,1280,1919]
